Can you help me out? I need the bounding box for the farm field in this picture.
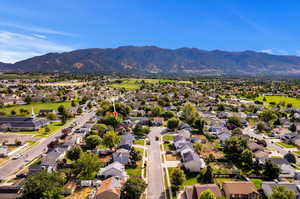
[0,101,73,116]
[256,96,300,108]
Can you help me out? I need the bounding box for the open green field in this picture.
[110,79,192,90]
[0,73,50,80]
[276,142,296,148]
[0,101,73,116]
[256,96,300,108]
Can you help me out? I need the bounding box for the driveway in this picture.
[147,127,166,199]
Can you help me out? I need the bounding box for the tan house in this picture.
[96,177,124,199]
[180,184,222,199]
[223,182,260,199]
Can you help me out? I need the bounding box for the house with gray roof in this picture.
[0,116,49,131]
[113,148,130,165]
[98,162,127,179]
[182,151,206,172]
[118,133,135,150]
[262,181,300,199]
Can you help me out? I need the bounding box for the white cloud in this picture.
[261,49,273,54]
[0,31,73,63]
[0,21,74,36]
[260,49,289,55]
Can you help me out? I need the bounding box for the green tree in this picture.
[167,117,180,130]
[57,105,66,115]
[232,127,242,135]
[170,168,186,191]
[162,111,176,119]
[182,103,199,125]
[226,116,242,129]
[199,189,216,199]
[269,185,295,199]
[289,123,297,132]
[284,152,296,164]
[66,145,82,161]
[46,113,57,120]
[133,125,150,136]
[224,136,247,160]
[193,142,202,155]
[200,165,214,184]
[11,109,16,115]
[20,171,65,199]
[259,110,277,123]
[151,106,163,117]
[263,160,281,180]
[121,176,147,199]
[72,152,102,180]
[102,131,120,149]
[85,135,101,149]
[193,117,205,133]
[240,149,253,170]
[100,113,122,127]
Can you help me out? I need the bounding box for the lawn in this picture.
[162,135,175,142]
[256,96,300,108]
[250,178,263,189]
[126,147,144,177]
[276,142,296,149]
[163,143,175,151]
[293,151,300,157]
[168,168,198,186]
[134,139,145,146]
[111,80,140,90]
[12,122,65,138]
[0,101,73,116]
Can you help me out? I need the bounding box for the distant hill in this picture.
[2,46,300,76]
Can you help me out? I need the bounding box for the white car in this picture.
[12,154,23,160]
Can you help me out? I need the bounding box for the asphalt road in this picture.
[147,127,166,199]
[0,110,96,180]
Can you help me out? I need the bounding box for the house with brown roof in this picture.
[96,176,124,199]
[223,181,260,199]
[180,184,222,199]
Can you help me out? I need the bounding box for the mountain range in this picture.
[1,46,300,76]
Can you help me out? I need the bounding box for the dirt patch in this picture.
[166,154,180,161]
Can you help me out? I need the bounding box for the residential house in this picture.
[113,148,130,165]
[265,158,295,179]
[41,147,66,172]
[64,181,77,195]
[118,133,135,150]
[151,117,164,126]
[98,162,127,179]
[180,184,222,199]
[182,151,206,172]
[262,181,300,199]
[223,181,259,199]
[95,176,124,199]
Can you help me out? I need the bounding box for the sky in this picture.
[1,0,300,63]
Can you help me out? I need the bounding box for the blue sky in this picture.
[0,0,300,63]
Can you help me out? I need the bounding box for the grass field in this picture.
[110,79,192,90]
[276,142,296,148]
[12,121,64,138]
[162,135,175,142]
[256,96,300,108]
[250,178,263,189]
[134,139,145,145]
[0,73,50,80]
[0,101,73,116]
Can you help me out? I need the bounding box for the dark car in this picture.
[16,173,27,178]
[155,136,159,141]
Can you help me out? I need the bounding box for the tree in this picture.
[71,100,76,107]
[193,117,205,133]
[269,185,295,199]
[24,96,32,104]
[151,106,162,117]
[199,189,216,199]
[256,122,265,133]
[121,176,147,199]
[57,105,66,115]
[85,135,101,149]
[72,152,102,180]
[20,171,65,199]
[226,116,242,129]
[163,111,175,119]
[232,127,242,135]
[181,103,199,125]
[167,117,180,130]
[240,149,253,170]
[284,152,296,164]
[129,148,142,166]
[102,131,120,149]
[259,110,277,123]
[93,123,113,136]
[200,165,214,184]
[46,113,57,120]
[224,136,247,160]
[170,168,186,191]
[263,160,281,180]
[11,109,16,115]
[133,125,150,136]
[193,142,202,155]
[66,145,82,161]
[100,113,122,127]
[289,123,297,132]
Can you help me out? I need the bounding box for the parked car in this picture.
[12,154,22,160]
[16,173,27,178]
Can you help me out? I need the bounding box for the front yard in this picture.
[276,142,296,149]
